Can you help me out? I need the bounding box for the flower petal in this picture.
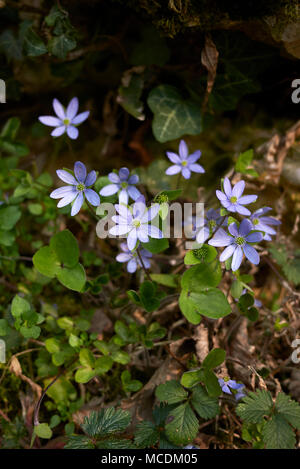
[235,204,251,216]
[71,111,89,125]
[232,180,245,198]
[85,170,97,187]
[189,163,205,173]
[220,244,235,262]
[51,126,66,137]
[216,190,227,201]
[56,169,77,185]
[208,228,232,247]
[56,189,78,207]
[116,253,132,263]
[38,116,61,127]
[128,174,139,185]
[243,244,260,265]
[141,203,160,223]
[74,161,87,183]
[238,219,252,237]
[223,177,232,197]
[109,224,130,236]
[260,216,281,226]
[84,188,100,206]
[108,172,120,183]
[166,165,181,175]
[118,189,128,206]
[187,150,201,164]
[166,151,181,164]
[231,246,243,271]
[238,195,257,205]
[66,97,79,120]
[179,140,188,160]
[181,167,191,179]
[100,184,119,196]
[127,229,138,251]
[147,225,163,239]
[228,222,239,237]
[50,186,75,199]
[67,125,79,139]
[246,232,263,243]
[137,227,149,243]
[127,258,137,273]
[71,192,84,216]
[119,167,130,181]
[53,98,65,120]
[127,185,141,201]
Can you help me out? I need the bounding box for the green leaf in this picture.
[147,85,202,143]
[0,319,9,336]
[180,370,202,388]
[180,288,231,323]
[48,34,76,59]
[79,348,95,368]
[202,348,226,370]
[202,369,222,397]
[35,423,53,439]
[263,414,296,449]
[23,28,47,56]
[11,295,31,318]
[155,380,188,405]
[44,376,77,404]
[1,117,20,140]
[275,392,300,429]
[0,206,21,231]
[191,385,220,418]
[56,263,86,292]
[33,246,60,278]
[81,408,131,438]
[165,402,199,446]
[20,325,41,339]
[142,237,169,253]
[181,263,222,291]
[236,390,273,423]
[134,421,159,448]
[121,370,143,393]
[118,74,145,121]
[50,230,79,268]
[150,273,178,288]
[235,149,258,177]
[184,246,217,265]
[74,368,95,384]
[94,356,113,374]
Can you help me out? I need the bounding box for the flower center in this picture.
[121,182,128,189]
[182,160,188,166]
[235,236,245,246]
[77,183,85,192]
[132,219,141,228]
[63,118,70,126]
[155,194,169,204]
[253,218,259,225]
[223,377,229,382]
[208,220,217,229]
[230,196,237,203]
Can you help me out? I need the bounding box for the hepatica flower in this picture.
[116,243,152,273]
[216,177,257,216]
[100,167,141,205]
[109,198,163,251]
[184,209,225,243]
[209,219,263,271]
[39,97,89,139]
[250,207,281,241]
[219,378,246,401]
[50,161,100,216]
[165,140,205,180]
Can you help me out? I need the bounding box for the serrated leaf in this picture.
[275,392,300,429]
[81,408,131,438]
[147,85,202,143]
[236,390,273,423]
[155,380,188,405]
[191,385,220,418]
[134,421,159,447]
[263,414,296,449]
[165,402,199,446]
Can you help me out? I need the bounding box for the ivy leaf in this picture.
[236,390,273,423]
[165,402,199,446]
[118,74,145,121]
[0,30,23,61]
[48,34,76,59]
[147,85,202,143]
[191,385,220,419]
[23,28,47,56]
[262,414,296,449]
[155,380,188,405]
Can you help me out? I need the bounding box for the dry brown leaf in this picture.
[9,356,42,398]
[201,36,219,110]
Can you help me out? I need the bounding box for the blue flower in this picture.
[218,378,246,400]
[165,140,205,180]
[208,219,263,271]
[184,209,225,243]
[50,161,100,216]
[38,97,89,139]
[109,197,163,251]
[250,207,281,241]
[100,167,141,205]
[216,177,257,216]
[184,445,199,449]
[116,242,152,273]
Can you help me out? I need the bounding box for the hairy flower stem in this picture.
[175,172,182,190]
[137,247,152,282]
